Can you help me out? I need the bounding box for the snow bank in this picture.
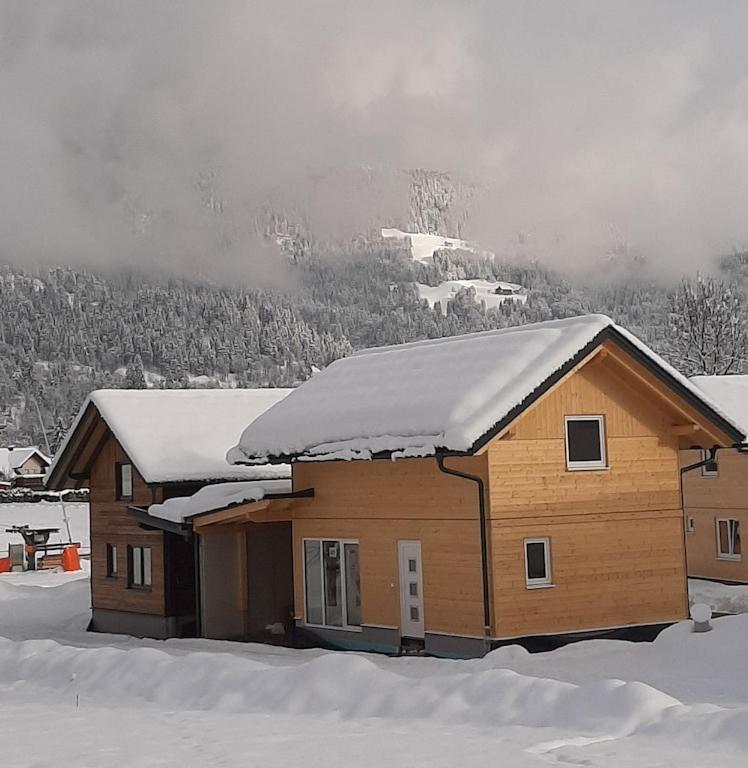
[416,279,527,314]
[690,578,748,614]
[231,314,746,462]
[691,375,748,441]
[147,479,292,523]
[50,388,293,484]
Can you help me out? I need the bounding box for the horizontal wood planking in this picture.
[89,434,166,615]
[682,449,748,582]
[491,510,687,637]
[292,456,488,636]
[487,358,683,517]
[293,517,485,636]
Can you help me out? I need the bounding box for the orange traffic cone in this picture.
[61,546,81,572]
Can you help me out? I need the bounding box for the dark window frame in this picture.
[105,543,118,578]
[564,415,607,471]
[127,544,153,590]
[115,462,134,501]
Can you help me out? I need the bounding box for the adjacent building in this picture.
[682,375,748,583]
[45,388,292,639]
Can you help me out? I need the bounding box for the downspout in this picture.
[679,445,720,614]
[436,454,492,652]
[193,529,202,638]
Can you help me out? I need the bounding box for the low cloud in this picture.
[1,1,748,280]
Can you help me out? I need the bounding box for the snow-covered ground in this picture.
[3,570,748,765]
[416,278,528,313]
[0,502,90,556]
[690,577,748,614]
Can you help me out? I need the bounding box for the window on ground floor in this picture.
[716,519,741,560]
[524,537,552,587]
[128,545,152,588]
[303,539,361,629]
[565,415,607,470]
[106,543,118,577]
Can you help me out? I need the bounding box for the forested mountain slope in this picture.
[0,240,745,451]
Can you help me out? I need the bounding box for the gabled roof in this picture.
[229,315,746,464]
[0,447,50,479]
[47,388,293,487]
[691,375,748,442]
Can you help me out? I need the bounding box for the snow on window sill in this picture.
[525,582,555,590]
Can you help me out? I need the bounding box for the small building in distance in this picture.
[0,446,51,490]
[682,375,748,583]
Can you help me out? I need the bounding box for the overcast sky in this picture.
[2,0,748,279]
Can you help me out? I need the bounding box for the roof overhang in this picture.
[128,488,314,535]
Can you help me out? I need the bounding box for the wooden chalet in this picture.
[45,388,292,639]
[148,315,745,658]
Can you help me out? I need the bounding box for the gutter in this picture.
[435,454,492,652]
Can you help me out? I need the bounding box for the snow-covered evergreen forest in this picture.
[1,235,746,450]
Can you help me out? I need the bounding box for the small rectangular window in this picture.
[686,516,695,534]
[303,538,361,629]
[701,450,719,477]
[106,544,117,577]
[524,538,552,587]
[565,416,606,470]
[117,463,133,500]
[128,545,153,588]
[717,519,741,560]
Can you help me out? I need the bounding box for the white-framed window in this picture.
[686,516,695,534]
[700,450,719,477]
[303,538,361,630]
[565,415,607,471]
[128,545,152,588]
[716,519,742,561]
[117,462,133,500]
[524,537,552,588]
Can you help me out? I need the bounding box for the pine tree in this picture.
[124,354,147,389]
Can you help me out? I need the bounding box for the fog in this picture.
[2,0,748,281]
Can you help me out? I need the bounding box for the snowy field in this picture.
[416,279,528,313]
[3,571,748,765]
[0,501,90,556]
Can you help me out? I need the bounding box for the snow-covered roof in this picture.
[0,447,50,479]
[691,375,748,442]
[147,479,293,523]
[229,315,746,463]
[50,389,293,484]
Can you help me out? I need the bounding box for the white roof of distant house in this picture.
[0,446,50,479]
[691,375,748,442]
[50,388,293,484]
[228,314,746,464]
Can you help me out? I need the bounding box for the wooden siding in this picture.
[682,448,748,582]
[292,456,488,637]
[89,434,166,616]
[485,352,689,638]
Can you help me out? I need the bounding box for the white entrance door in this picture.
[398,540,425,639]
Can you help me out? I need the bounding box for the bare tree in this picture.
[668,274,748,375]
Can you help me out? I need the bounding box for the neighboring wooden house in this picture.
[682,375,748,583]
[153,314,744,658]
[0,446,51,489]
[45,388,292,639]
